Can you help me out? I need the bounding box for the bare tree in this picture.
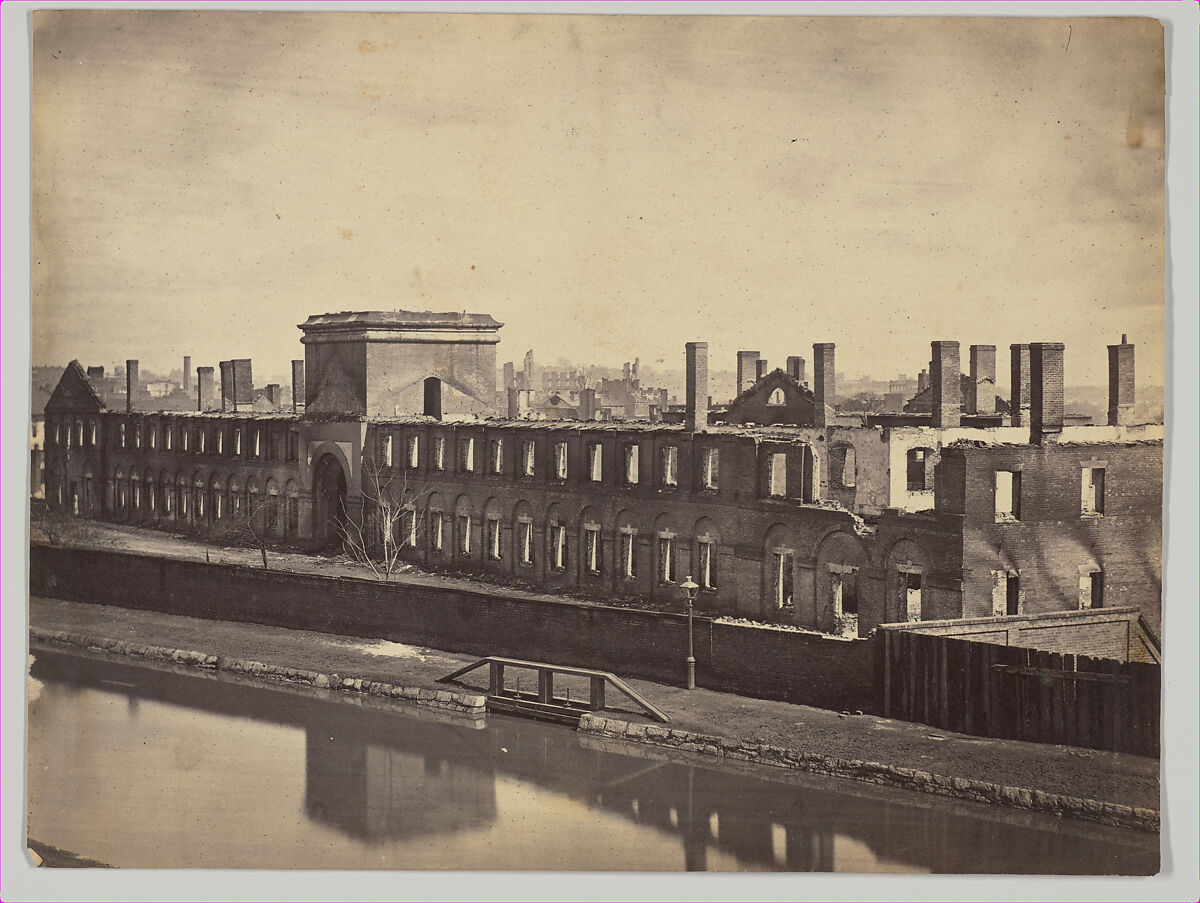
[29,499,109,548]
[228,494,277,569]
[840,391,889,414]
[338,463,434,582]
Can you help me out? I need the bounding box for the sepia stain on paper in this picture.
[25,10,1166,877]
[1126,113,1144,149]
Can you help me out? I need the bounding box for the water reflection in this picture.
[28,648,1158,873]
[305,731,497,841]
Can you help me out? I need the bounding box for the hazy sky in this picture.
[32,11,1164,386]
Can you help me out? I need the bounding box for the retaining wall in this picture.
[29,544,878,712]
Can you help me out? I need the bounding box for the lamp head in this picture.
[680,576,699,601]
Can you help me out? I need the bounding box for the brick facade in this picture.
[40,317,1164,643]
[937,441,1163,632]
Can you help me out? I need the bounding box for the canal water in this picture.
[27,646,1158,873]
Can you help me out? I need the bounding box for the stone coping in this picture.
[577,713,1159,835]
[28,627,487,716]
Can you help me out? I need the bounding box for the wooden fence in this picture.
[879,630,1159,757]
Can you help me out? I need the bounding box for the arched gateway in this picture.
[312,453,348,548]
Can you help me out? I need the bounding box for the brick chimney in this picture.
[786,355,806,384]
[1107,334,1135,426]
[183,356,192,393]
[580,387,597,421]
[503,361,515,390]
[685,342,709,432]
[197,367,215,411]
[506,386,520,418]
[1030,342,1065,443]
[929,341,961,428]
[1009,344,1031,426]
[623,362,632,381]
[756,359,769,381]
[265,384,282,409]
[812,343,835,427]
[219,360,234,412]
[917,368,929,394]
[125,359,139,413]
[967,345,996,415]
[736,351,760,395]
[291,360,305,412]
[232,359,253,406]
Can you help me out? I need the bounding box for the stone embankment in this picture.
[30,625,1158,834]
[577,712,1159,833]
[29,626,486,716]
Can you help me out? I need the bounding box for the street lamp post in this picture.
[680,575,699,690]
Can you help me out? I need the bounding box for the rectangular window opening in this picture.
[995,470,1020,521]
[1079,570,1104,609]
[698,540,716,590]
[555,442,569,480]
[585,527,601,575]
[402,509,418,548]
[768,452,787,498]
[1082,466,1106,515]
[832,571,859,616]
[1006,574,1021,615]
[701,447,719,490]
[662,446,678,487]
[906,448,930,492]
[772,552,794,609]
[552,524,567,570]
[901,571,923,622]
[518,521,534,565]
[486,517,501,560]
[619,531,636,579]
[658,535,676,584]
[457,515,471,556]
[624,444,640,485]
[431,511,445,552]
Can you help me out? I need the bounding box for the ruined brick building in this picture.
[41,313,1162,637]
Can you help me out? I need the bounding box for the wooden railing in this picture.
[438,656,670,725]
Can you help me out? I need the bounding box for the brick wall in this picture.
[878,606,1159,663]
[721,371,815,427]
[939,441,1163,632]
[30,544,879,712]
